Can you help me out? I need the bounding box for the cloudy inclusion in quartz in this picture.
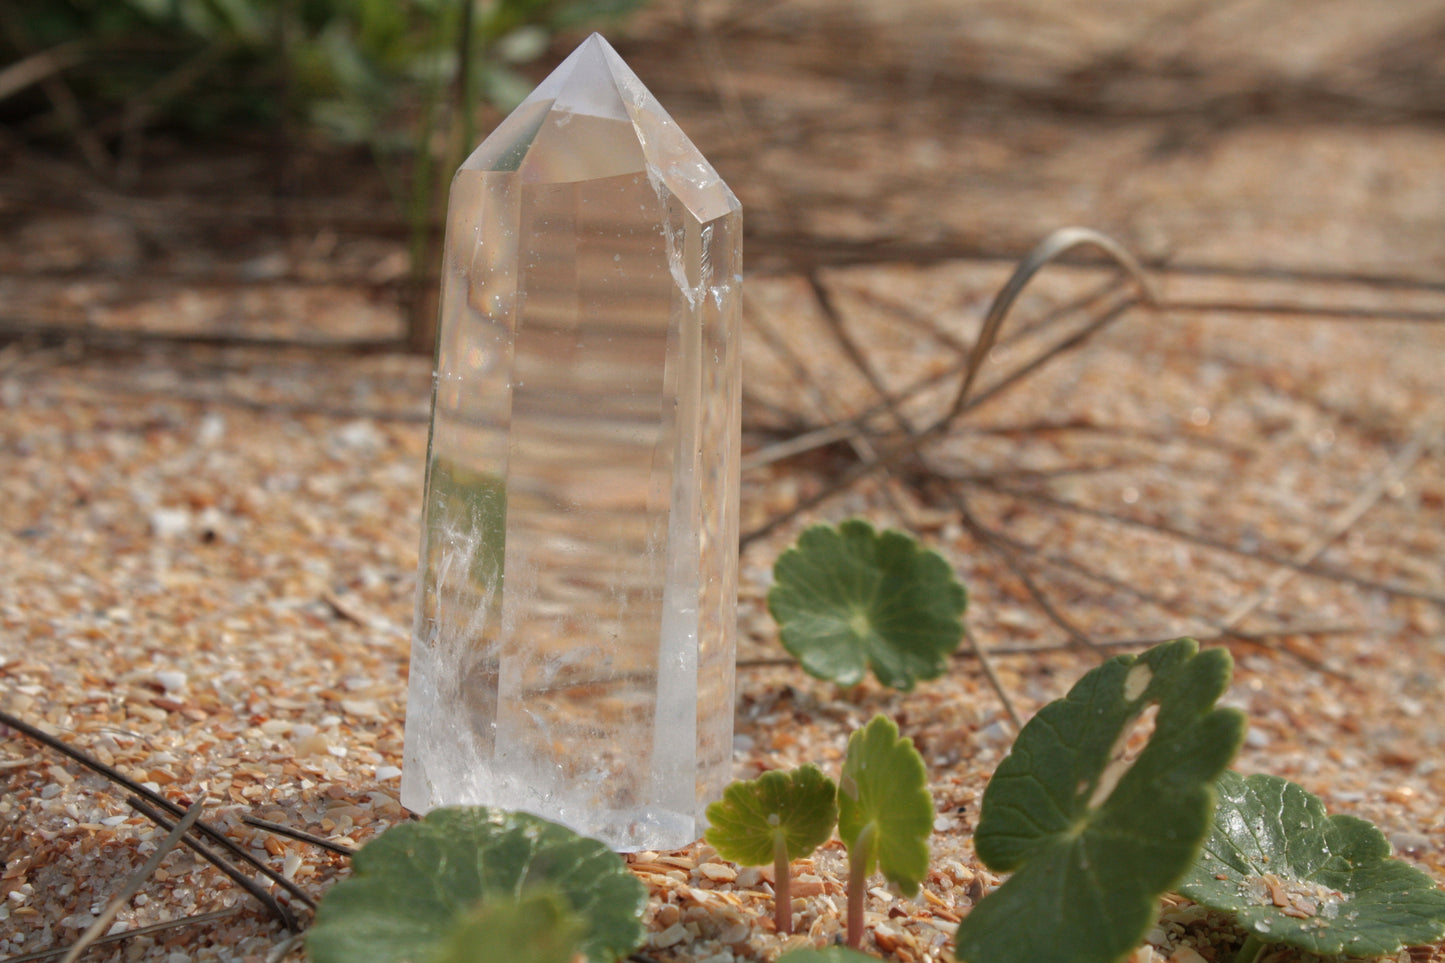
[401,34,741,851]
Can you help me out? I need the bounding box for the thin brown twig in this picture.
[742,275,1135,473]
[950,488,1101,652]
[0,319,406,355]
[23,369,428,427]
[0,9,111,176]
[681,0,753,144]
[937,454,1160,486]
[934,415,1255,453]
[969,480,1445,607]
[1161,299,1445,323]
[743,291,911,522]
[955,507,1353,680]
[126,797,300,932]
[243,816,357,857]
[796,273,927,524]
[1216,410,1445,631]
[0,908,243,963]
[0,707,317,912]
[735,623,1366,669]
[59,799,207,963]
[960,626,1023,731]
[0,39,87,101]
[740,235,1445,291]
[955,510,1215,629]
[805,270,919,439]
[741,294,1142,547]
[111,40,237,186]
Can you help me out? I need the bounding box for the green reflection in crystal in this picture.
[426,457,507,593]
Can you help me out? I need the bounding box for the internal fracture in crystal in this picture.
[401,34,741,851]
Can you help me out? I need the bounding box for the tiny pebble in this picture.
[652,922,689,948]
[1389,831,1430,854]
[149,509,191,538]
[341,699,379,718]
[154,670,187,693]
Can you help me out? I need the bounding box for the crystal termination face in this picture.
[401,34,741,852]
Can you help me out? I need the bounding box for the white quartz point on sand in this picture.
[401,34,741,852]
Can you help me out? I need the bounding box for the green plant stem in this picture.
[453,0,475,165]
[1231,934,1269,963]
[846,823,877,949]
[773,833,792,935]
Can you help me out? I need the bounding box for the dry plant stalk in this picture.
[58,799,207,963]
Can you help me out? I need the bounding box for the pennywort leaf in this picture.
[705,764,839,866]
[768,519,967,690]
[838,714,933,896]
[1178,770,1445,958]
[953,638,1246,963]
[776,948,881,962]
[705,764,840,935]
[306,807,647,963]
[429,888,584,963]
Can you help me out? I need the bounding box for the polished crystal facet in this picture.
[401,34,741,851]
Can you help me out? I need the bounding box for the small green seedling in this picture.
[429,888,584,963]
[306,807,647,963]
[1178,770,1445,963]
[838,714,934,949]
[776,947,881,962]
[768,519,967,690]
[705,764,839,935]
[953,638,1246,963]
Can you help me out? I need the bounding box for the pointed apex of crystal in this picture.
[462,33,738,223]
[533,34,631,122]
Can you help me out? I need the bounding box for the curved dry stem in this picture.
[941,226,1157,429]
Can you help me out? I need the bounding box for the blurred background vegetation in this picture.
[2,0,648,347]
[3,0,646,148]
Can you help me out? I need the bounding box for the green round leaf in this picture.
[837,714,933,897]
[777,947,881,962]
[768,519,967,690]
[306,807,647,963]
[429,888,584,963]
[705,765,839,866]
[1178,771,1445,957]
[954,638,1246,963]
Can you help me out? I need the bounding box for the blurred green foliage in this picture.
[5,0,647,349]
[4,0,648,145]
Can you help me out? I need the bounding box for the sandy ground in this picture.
[2,0,1444,960]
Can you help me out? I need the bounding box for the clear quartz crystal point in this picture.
[401,33,741,851]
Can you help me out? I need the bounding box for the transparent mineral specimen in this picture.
[401,34,741,851]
